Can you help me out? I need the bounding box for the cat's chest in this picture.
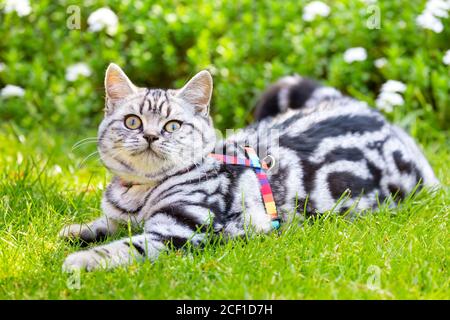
[105,180,154,215]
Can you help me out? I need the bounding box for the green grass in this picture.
[0,125,448,299]
[1,0,449,300]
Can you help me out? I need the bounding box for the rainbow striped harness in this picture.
[209,146,281,230]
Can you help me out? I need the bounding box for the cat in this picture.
[60,65,438,271]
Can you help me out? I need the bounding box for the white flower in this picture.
[17,152,23,165]
[1,85,25,98]
[302,1,330,21]
[375,80,407,113]
[52,165,62,175]
[343,47,367,63]
[376,92,405,113]
[151,5,163,16]
[3,0,31,17]
[425,0,450,18]
[416,11,444,33]
[443,50,450,65]
[381,80,407,93]
[416,0,449,33]
[165,13,178,23]
[374,58,387,68]
[66,63,92,82]
[87,8,119,36]
[0,62,5,72]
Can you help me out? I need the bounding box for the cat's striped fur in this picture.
[60,66,438,271]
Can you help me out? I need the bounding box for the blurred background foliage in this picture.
[0,0,449,142]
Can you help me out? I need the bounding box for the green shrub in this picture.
[0,0,449,134]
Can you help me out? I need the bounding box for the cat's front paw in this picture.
[62,250,105,272]
[59,224,100,243]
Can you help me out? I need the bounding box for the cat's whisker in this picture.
[74,141,123,169]
[72,140,99,151]
[78,150,100,168]
[72,137,99,150]
[73,136,98,144]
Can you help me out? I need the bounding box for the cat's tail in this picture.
[253,75,322,121]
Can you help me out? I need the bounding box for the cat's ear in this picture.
[104,63,137,106]
[176,70,213,115]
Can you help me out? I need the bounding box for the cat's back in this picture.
[246,79,438,213]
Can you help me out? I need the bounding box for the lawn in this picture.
[0,0,449,299]
[0,125,448,299]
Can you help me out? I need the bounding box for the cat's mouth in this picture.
[130,144,164,159]
[146,145,163,158]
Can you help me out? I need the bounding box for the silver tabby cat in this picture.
[60,65,438,271]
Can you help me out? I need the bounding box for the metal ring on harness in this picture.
[262,154,276,172]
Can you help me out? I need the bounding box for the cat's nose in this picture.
[143,134,159,144]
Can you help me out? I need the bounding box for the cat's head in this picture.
[98,63,216,183]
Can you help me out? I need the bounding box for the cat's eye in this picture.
[164,120,182,133]
[124,115,142,130]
